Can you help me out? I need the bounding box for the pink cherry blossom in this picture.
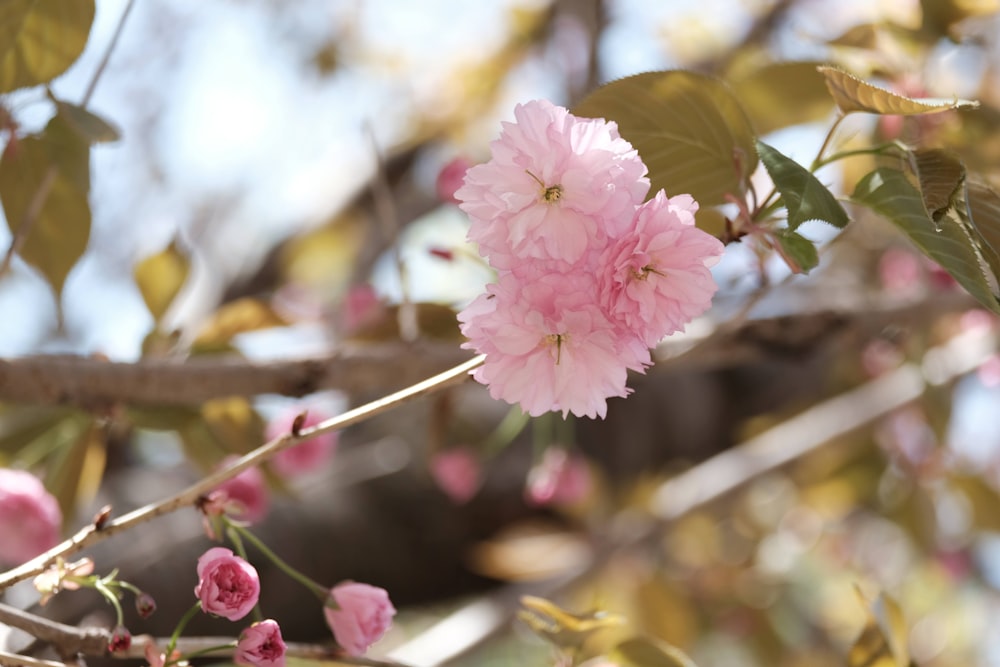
[0,468,62,566]
[600,192,724,347]
[430,447,481,504]
[457,99,649,268]
[235,620,286,667]
[435,156,472,204]
[526,448,592,506]
[324,582,396,656]
[213,458,268,523]
[266,409,338,479]
[195,547,260,621]
[460,271,650,419]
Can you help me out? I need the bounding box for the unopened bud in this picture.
[109,626,132,653]
[135,592,157,619]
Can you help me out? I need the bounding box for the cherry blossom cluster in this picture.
[456,100,724,418]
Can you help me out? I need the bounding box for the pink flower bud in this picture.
[324,582,396,656]
[0,468,62,566]
[194,547,260,621]
[235,620,286,667]
[135,592,157,619]
[109,626,132,653]
[213,458,269,524]
[429,448,480,504]
[435,156,472,204]
[266,409,338,479]
[526,448,592,506]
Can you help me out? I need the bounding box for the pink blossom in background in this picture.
[878,246,923,297]
[266,409,338,478]
[213,457,269,523]
[0,468,62,566]
[458,99,649,268]
[435,155,472,204]
[235,620,287,667]
[430,447,481,504]
[340,283,386,335]
[526,448,592,506]
[324,582,396,656]
[600,192,723,347]
[195,547,260,621]
[459,271,650,419]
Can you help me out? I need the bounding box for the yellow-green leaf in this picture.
[192,298,287,353]
[728,61,834,135]
[518,595,625,649]
[0,0,95,93]
[965,180,1000,259]
[848,589,909,667]
[44,417,104,521]
[134,240,190,322]
[54,99,120,144]
[573,70,758,206]
[907,148,965,222]
[819,66,979,115]
[0,116,91,298]
[610,637,699,667]
[921,0,1000,35]
[852,167,1000,314]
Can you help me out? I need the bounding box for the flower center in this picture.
[544,333,566,364]
[526,170,562,204]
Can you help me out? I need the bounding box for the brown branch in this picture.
[0,603,108,658]
[0,343,472,409]
[0,355,484,591]
[118,636,413,667]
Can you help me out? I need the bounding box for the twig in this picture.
[0,354,484,591]
[0,0,136,277]
[0,603,107,657]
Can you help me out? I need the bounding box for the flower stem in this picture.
[226,521,329,600]
[167,602,203,656]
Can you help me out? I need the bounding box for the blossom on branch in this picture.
[212,458,269,523]
[235,619,286,667]
[456,100,723,418]
[266,409,338,479]
[0,468,62,566]
[324,581,396,656]
[195,547,260,621]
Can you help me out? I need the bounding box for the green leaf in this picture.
[134,240,190,322]
[54,99,121,144]
[921,0,1000,35]
[728,61,834,135]
[0,115,91,298]
[907,148,965,222]
[964,180,1000,259]
[610,637,698,667]
[772,228,819,274]
[0,0,95,93]
[756,141,848,230]
[43,416,102,521]
[573,70,758,207]
[851,167,1000,314]
[192,298,288,353]
[818,66,979,115]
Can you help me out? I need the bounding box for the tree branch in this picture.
[0,355,484,592]
[0,603,107,658]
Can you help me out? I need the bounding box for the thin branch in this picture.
[0,603,107,657]
[80,0,137,106]
[0,355,484,591]
[0,651,70,667]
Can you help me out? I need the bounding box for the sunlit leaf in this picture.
[848,589,909,667]
[177,419,229,471]
[202,397,265,455]
[906,148,965,222]
[45,417,103,521]
[757,141,848,230]
[134,240,190,323]
[0,406,76,459]
[54,99,120,144]
[517,595,625,649]
[950,472,1000,532]
[469,520,590,581]
[965,180,1000,260]
[852,167,1000,314]
[0,0,95,93]
[728,61,834,135]
[573,70,758,207]
[610,636,699,667]
[772,228,819,274]
[192,298,287,353]
[126,405,200,432]
[818,66,978,115]
[0,115,91,298]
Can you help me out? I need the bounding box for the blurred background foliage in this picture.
[4,0,1000,666]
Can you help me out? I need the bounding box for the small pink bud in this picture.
[235,619,286,667]
[526,448,592,506]
[435,156,472,204]
[429,448,480,504]
[324,582,396,656]
[212,458,269,524]
[135,592,157,619]
[109,626,132,653]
